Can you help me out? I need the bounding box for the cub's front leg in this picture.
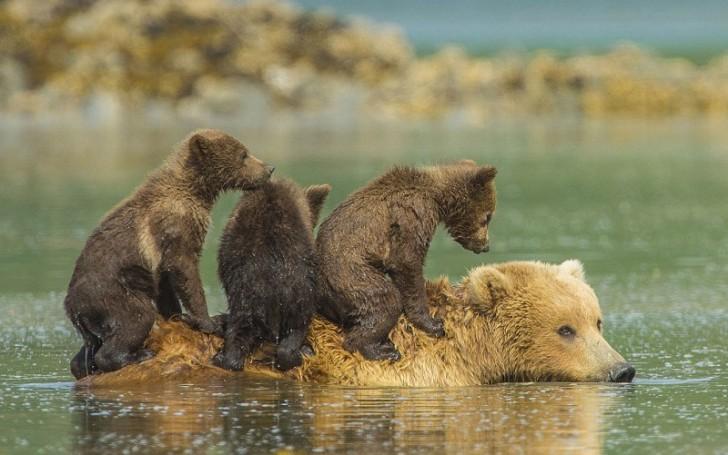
[165,257,221,335]
[390,264,445,338]
[386,214,444,338]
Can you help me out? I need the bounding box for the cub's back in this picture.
[316,166,434,256]
[218,180,316,279]
[67,173,170,290]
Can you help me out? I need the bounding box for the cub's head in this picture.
[462,260,635,383]
[185,129,274,191]
[436,161,497,254]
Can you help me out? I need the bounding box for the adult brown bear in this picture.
[79,260,635,387]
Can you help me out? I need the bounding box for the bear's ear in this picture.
[470,165,497,189]
[304,184,332,226]
[454,159,477,167]
[189,133,212,155]
[464,265,512,312]
[558,259,585,281]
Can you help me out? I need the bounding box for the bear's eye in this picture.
[597,319,602,331]
[558,325,576,338]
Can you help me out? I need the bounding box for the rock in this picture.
[0,0,726,120]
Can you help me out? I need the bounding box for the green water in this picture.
[1,118,727,453]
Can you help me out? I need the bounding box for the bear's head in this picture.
[184,129,275,192]
[461,260,634,383]
[434,161,497,254]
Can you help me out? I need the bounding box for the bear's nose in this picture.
[608,363,636,383]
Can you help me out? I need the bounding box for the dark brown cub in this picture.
[65,129,273,379]
[316,162,497,361]
[215,178,331,371]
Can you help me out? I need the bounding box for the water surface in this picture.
[295,0,728,60]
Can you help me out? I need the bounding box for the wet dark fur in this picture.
[65,129,274,379]
[316,162,497,360]
[216,179,331,371]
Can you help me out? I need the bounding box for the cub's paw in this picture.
[132,349,155,364]
[359,341,401,362]
[275,351,303,371]
[414,316,445,338]
[211,351,225,369]
[299,344,315,358]
[427,317,446,338]
[171,313,195,327]
[212,351,243,371]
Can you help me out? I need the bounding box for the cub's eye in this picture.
[558,325,576,338]
[481,213,492,226]
[597,319,602,331]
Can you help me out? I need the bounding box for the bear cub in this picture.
[65,129,274,379]
[216,178,331,371]
[316,161,497,361]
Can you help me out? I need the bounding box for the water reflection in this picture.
[71,379,628,453]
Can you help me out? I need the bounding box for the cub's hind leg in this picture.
[92,307,155,373]
[213,309,259,371]
[339,266,403,361]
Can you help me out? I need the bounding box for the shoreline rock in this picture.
[1,0,727,123]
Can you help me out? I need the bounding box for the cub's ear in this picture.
[470,165,497,189]
[454,159,477,166]
[304,184,332,226]
[464,265,512,313]
[189,133,211,155]
[558,259,585,281]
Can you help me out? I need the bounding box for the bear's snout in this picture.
[607,362,636,383]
